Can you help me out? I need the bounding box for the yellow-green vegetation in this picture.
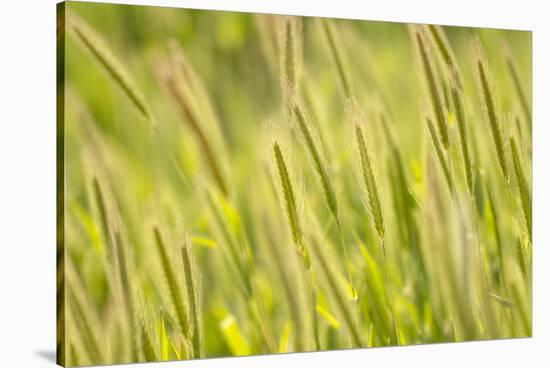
[58,2,532,366]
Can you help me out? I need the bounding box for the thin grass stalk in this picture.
[383,140,430,323]
[504,43,532,127]
[93,178,137,359]
[251,288,278,353]
[310,285,321,350]
[380,114,422,255]
[56,5,66,364]
[486,185,505,288]
[424,155,481,339]
[67,14,155,126]
[426,117,453,194]
[459,168,500,339]
[514,115,525,149]
[516,237,527,279]
[414,29,450,149]
[257,180,308,350]
[141,321,157,362]
[510,281,531,335]
[204,191,276,352]
[267,238,307,351]
[181,239,203,358]
[310,238,363,348]
[114,232,137,361]
[153,227,190,341]
[473,38,509,182]
[510,136,532,240]
[457,192,490,340]
[205,191,252,296]
[320,18,351,98]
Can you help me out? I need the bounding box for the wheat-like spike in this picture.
[167,41,231,187]
[273,142,300,244]
[153,227,190,340]
[426,25,463,90]
[320,18,351,98]
[414,29,449,150]
[425,24,473,194]
[92,178,115,259]
[473,37,509,182]
[273,141,310,268]
[291,104,339,224]
[309,239,363,348]
[166,64,228,196]
[68,286,103,364]
[271,139,321,348]
[355,124,385,244]
[290,103,355,296]
[426,117,453,193]
[284,17,296,94]
[279,17,303,119]
[504,42,532,126]
[67,14,155,126]
[426,25,452,67]
[169,41,224,136]
[181,238,203,359]
[510,136,532,240]
[450,71,474,195]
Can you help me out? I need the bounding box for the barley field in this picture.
[57,2,532,366]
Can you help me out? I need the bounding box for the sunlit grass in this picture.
[58,2,532,366]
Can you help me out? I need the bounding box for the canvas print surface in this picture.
[56,1,532,366]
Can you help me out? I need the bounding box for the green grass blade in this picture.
[153,227,190,340]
